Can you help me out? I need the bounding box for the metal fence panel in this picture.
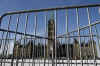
[0,4,100,66]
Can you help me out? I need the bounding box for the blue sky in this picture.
[0,0,100,35]
[0,0,100,15]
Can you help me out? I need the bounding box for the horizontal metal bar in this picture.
[71,20,100,33]
[0,4,100,22]
[0,61,100,65]
[58,20,100,37]
[0,28,48,39]
[57,35,96,38]
[0,39,14,40]
[0,28,97,39]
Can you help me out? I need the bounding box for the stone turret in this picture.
[47,13,55,58]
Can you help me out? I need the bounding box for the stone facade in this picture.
[73,39,80,59]
[73,39,97,60]
[47,18,55,58]
[13,40,33,58]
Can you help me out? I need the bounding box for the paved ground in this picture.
[0,59,100,66]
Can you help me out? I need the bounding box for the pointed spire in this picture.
[48,12,55,24]
[50,12,54,20]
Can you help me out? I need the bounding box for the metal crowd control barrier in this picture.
[0,4,100,66]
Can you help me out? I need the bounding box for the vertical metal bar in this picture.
[32,15,37,66]
[47,14,49,66]
[72,32,78,66]
[65,9,69,66]
[38,39,40,66]
[87,32,90,66]
[22,14,29,66]
[87,8,96,66]
[7,31,10,65]
[51,12,54,66]
[37,41,38,62]
[69,33,72,66]
[76,8,82,66]
[71,32,74,66]
[60,38,63,66]
[94,25,100,54]
[70,34,72,66]
[30,37,33,66]
[0,17,4,66]
[37,38,40,66]
[10,15,20,66]
[20,34,23,66]
[40,39,42,59]
[94,25,99,66]
[83,31,86,59]
[3,16,11,66]
[58,38,60,59]
[32,36,34,65]
[83,31,88,66]
[44,15,47,66]
[4,16,11,55]
[15,15,20,66]
[0,31,4,66]
[54,10,57,66]
[7,33,10,56]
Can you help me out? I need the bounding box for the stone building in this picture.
[13,40,33,58]
[13,41,22,58]
[23,40,33,58]
[57,43,73,59]
[86,40,97,59]
[73,39,80,59]
[47,15,55,58]
[80,40,97,59]
[72,39,97,60]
